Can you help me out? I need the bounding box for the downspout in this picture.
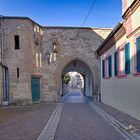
[0,16,4,103]
[0,15,8,105]
[0,15,5,103]
[0,15,3,65]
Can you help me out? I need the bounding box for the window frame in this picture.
[102,55,112,79]
[17,68,19,78]
[134,33,140,76]
[118,44,126,77]
[117,43,129,78]
[14,35,20,50]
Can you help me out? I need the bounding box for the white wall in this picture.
[100,33,140,120]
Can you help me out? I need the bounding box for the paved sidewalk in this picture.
[0,103,57,140]
[63,92,88,103]
[94,101,140,135]
[54,92,125,140]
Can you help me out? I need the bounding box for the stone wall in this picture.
[41,27,111,102]
[0,17,112,104]
[2,18,35,105]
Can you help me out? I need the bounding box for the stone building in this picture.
[0,16,111,105]
[96,0,140,120]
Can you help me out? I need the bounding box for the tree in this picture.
[63,74,71,85]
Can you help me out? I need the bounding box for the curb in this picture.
[84,96,140,140]
[37,103,63,140]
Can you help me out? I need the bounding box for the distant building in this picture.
[69,73,84,89]
[96,0,140,120]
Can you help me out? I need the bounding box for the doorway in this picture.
[31,77,40,101]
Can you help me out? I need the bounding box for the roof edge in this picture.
[0,16,113,30]
[96,22,123,55]
[0,16,42,27]
[43,26,113,30]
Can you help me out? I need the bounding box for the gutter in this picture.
[96,22,123,56]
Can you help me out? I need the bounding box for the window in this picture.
[102,60,105,78]
[102,55,112,79]
[116,42,130,76]
[36,53,39,67]
[49,53,52,63]
[17,68,19,78]
[53,53,56,61]
[35,53,42,68]
[39,53,42,67]
[15,35,20,49]
[136,36,140,73]
[118,46,126,75]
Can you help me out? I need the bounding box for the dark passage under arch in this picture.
[62,60,94,97]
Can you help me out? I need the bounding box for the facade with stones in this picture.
[0,16,111,105]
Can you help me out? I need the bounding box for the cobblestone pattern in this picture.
[87,101,140,140]
[37,103,63,140]
[55,103,125,140]
[94,102,140,135]
[0,103,56,140]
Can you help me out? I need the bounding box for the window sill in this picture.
[103,77,111,79]
[133,73,140,77]
[117,74,127,79]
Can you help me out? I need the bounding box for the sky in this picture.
[0,0,122,28]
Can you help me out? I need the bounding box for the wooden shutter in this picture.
[102,60,105,78]
[114,51,118,76]
[109,56,112,77]
[136,36,140,72]
[125,43,130,74]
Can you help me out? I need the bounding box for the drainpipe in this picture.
[0,15,4,102]
[0,15,3,65]
[0,15,8,105]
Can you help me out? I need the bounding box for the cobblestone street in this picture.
[0,92,140,140]
[0,103,56,140]
[54,92,125,140]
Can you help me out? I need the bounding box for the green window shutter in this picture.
[102,60,105,78]
[108,56,112,77]
[114,51,118,76]
[136,36,140,72]
[125,43,130,74]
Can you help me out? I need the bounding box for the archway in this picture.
[61,60,93,97]
[62,72,84,95]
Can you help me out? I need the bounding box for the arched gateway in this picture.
[41,27,111,102]
[62,59,94,97]
[0,16,112,105]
